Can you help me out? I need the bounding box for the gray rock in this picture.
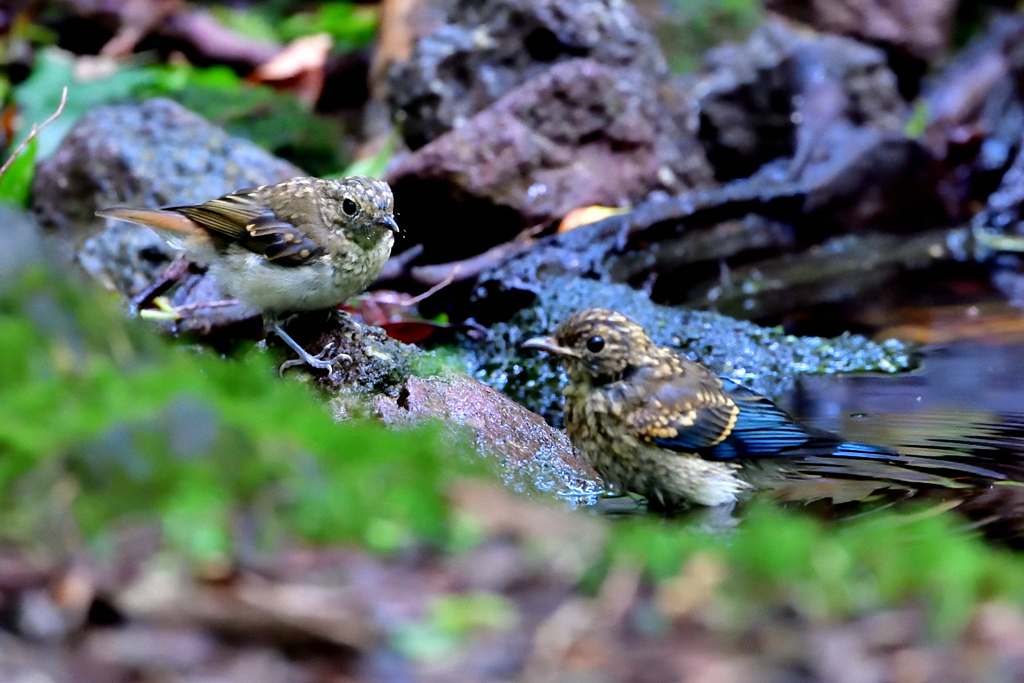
[764,0,954,62]
[387,58,714,262]
[374,372,602,501]
[387,0,667,150]
[0,205,43,286]
[695,19,906,181]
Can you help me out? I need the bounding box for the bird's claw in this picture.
[278,342,351,374]
[272,323,352,374]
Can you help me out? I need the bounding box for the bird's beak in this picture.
[378,215,401,234]
[522,335,578,357]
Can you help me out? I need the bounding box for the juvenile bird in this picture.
[524,308,1004,509]
[97,176,399,369]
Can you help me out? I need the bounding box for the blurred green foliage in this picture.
[12,48,350,178]
[279,3,379,50]
[210,2,379,52]
[392,591,518,661]
[904,98,931,139]
[136,62,346,177]
[0,268,479,562]
[660,0,762,72]
[13,49,156,159]
[0,137,36,207]
[611,504,1024,637]
[334,130,396,179]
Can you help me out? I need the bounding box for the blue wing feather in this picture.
[654,379,900,461]
[707,380,814,458]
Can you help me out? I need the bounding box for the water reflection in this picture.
[795,343,1024,463]
[794,344,1024,430]
[787,343,1024,544]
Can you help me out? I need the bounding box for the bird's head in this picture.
[523,308,654,384]
[325,176,400,241]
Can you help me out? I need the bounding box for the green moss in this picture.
[409,346,469,378]
[0,268,480,558]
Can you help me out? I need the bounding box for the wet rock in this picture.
[972,139,1024,241]
[921,14,1024,185]
[289,314,419,396]
[375,372,602,500]
[949,18,1024,305]
[32,98,302,303]
[974,138,1024,305]
[461,275,916,426]
[458,21,940,322]
[765,0,954,62]
[387,58,715,263]
[695,19,906,181]
[386,0,667,150]
[482,122,944,311]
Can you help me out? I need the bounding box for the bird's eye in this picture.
[342,198,358,216]
[586,336,605,353]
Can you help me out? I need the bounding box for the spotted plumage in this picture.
[97,176,399,368]
[524,308,1006,509]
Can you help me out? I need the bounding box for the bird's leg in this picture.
[130,255,192,315]
[272,321,351,373]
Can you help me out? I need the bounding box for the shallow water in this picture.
[795,342,1024,461]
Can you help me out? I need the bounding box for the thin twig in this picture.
[409,225,546,286]
[376,243,425,282]
[0,86,68,180]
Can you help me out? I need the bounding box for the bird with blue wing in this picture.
[523,308,1007,510]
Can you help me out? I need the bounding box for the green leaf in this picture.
[335,131,395,179]
[279,2,379,51]
[13,48,160,159]
[905,99,931,139]
[208,7,282,44]
[0,137,36,207]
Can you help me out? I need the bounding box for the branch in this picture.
[0,86,68,180]
[409,226,544,286]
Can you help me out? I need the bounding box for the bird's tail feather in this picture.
[97,207,202,236]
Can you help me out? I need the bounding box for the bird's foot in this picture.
[272,323,351,374]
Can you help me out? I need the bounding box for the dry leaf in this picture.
[252,33,333,106]
[557,205,629,233]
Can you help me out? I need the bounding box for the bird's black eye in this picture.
[342,198,358,216]
[586,336,605,353]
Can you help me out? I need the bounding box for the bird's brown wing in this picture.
[172,193,325,267]
[626,371,740,451]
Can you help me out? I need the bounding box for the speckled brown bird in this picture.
[97,176,399,369]
[524,308,1005,509]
